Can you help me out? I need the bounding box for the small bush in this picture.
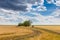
[18,23,23,26]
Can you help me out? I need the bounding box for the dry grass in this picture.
[27,25,60,40]
[34,25,60,33]
[0,25,60,40]
[0,25,33,38]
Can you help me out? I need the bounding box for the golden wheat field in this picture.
[0,25,60,40]
[0,25,33,38]
[27,25,60,40]
[35,25,60,33]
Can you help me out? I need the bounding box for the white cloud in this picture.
[26,3,32,12]
[26,3,47,12]
[0,8,35,25]
[37,0,44,5]
[51,8,60,16]
[32,6,47,12]
[0,8,60,25]
[54,0,60,6]
[41,9,60,25]
[0,8,26,25]
[29,8,60,25]
[36,6,47,11]
[46,0,60,6]
[0,0,60,25]
[26,0,47,12]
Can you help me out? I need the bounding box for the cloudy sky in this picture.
[0,0,60,25]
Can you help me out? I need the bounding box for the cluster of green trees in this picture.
[18,20,31,27]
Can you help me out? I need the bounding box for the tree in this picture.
[18,20,31,27]
[23,20,31,27]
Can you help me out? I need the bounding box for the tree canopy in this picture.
[18,20,31,27]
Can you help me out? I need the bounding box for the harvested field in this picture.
[0,25,33,38]
[35,25,60,33]
[0,25,60,40]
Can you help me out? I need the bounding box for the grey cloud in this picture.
[0,0,43,11]
[0,0,27,11]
